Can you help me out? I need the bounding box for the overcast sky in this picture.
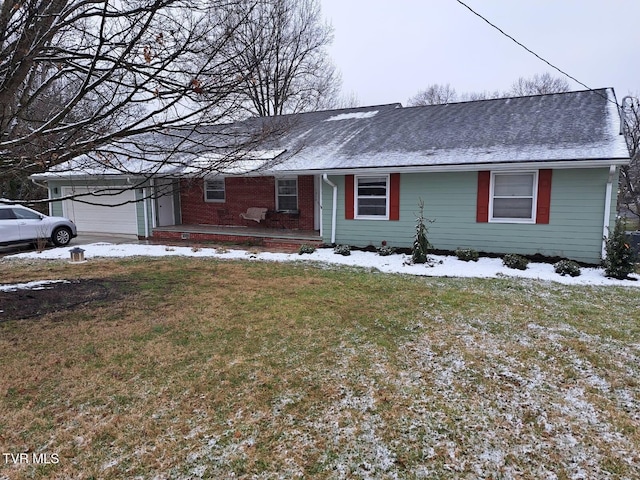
[319,0,640,106]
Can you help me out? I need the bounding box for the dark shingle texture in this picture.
[35,88,629,179]
[264,88,628,172]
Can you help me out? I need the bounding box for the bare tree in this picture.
[220,0,339,117]
[407,84,457,106]
[408,73,570,107]
[509,72,570,96]
[458,89,503,102]
[619,95,640,221]
[329,90,361,110]
[0,0,291,202]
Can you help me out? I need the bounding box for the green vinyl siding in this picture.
[49,185,63,217]
[135,187,148,237]
[322,168,617,264]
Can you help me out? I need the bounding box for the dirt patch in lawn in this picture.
[0,279,125,320]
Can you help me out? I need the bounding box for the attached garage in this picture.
[62,187,139,235]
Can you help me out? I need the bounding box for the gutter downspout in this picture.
[602,165,616,259]
[143,187,150,238]
[318,176,323,238]
[322,174,337,244]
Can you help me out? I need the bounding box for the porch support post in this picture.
[150,179,157,236]
[143,186,150,238]
[318,175,323,237]
[322,174,337,244]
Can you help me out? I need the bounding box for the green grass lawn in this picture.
[1,257,639,479]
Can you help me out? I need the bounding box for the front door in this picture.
[155,180,175,227]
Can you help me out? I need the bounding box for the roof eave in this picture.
[268,157,631,176]
[29,173,151,182]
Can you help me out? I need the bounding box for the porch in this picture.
[152,224,322,250]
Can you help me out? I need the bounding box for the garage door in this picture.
[62,187,138,235]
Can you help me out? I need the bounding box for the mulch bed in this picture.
[0,279,124,321]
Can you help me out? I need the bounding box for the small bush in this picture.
[298,244,316,255]
[455,248,479,262]
[35,236,48,253]
[603,218,637,279]
[377,245,396,256]
[503,253,528,270]
[412,198,433,264]
[334,244,351,256]
[554,259,581,277]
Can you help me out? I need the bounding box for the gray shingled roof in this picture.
[263,87,629,173]
[34,88,630,179]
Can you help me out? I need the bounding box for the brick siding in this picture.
[152,229,322,252]
[179,175,316,231]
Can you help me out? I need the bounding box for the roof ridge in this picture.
[401,87,612,110]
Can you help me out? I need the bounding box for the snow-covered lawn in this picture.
[2,245,639,479]
[5,242,640,287]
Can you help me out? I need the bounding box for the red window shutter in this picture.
[389,173,400,220]
[345,175,354,219]
[476,171,490,222]
[536,169,552,224]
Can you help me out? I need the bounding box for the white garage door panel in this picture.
[62,188,138,235]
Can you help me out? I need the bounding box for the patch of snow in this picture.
[183,150,285,175]
[0,279,70,292]
[325,111,378,121]
[558,387,600,425]
[101,458,120,470]
[5,243,640,287]
[189,465,207,478]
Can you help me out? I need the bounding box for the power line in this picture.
[454,0,618,106]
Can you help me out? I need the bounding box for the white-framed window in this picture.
[276,178,298,211]
[355,175,389,219]
[205,178,225,202]
[490,172,537,222]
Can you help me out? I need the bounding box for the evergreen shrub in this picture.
[554,259,581,277]
[298,244,316,255]
[334,244,351,256]
[455,248,479,262]
[377,245,396,256]
[603,218,637,279]
[412,198,432,264]
[503,253,529,270]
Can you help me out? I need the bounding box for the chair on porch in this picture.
[240,207,268,223]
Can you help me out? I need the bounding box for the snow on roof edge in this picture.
[325,111,379,122]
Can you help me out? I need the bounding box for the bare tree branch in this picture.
[619,95,640,221]
[217,0,339,117]
[407,84,458,106]
[0,1,278,199]
[509,72,570,96]
[408,73,570,107]
[1,0,343,202]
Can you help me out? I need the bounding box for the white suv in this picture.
[0,203,77,247]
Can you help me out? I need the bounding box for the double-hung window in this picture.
[355,175,389,219]
[276,178,298,211]
[205,178,225,202]
[490,172,537,222]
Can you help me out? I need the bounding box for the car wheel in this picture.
[51,227,72,247]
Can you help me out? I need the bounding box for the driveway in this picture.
[0,233,142,258]
[72,233,142,245]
